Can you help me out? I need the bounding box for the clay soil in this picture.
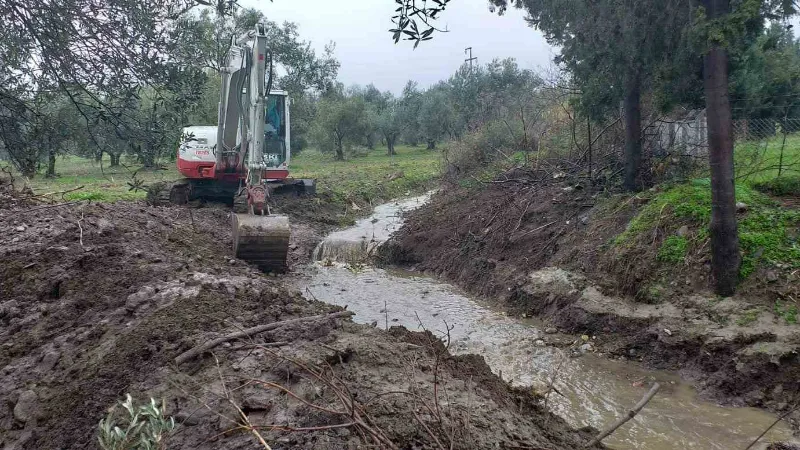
[0,179,591,450]
[382,171,800,422]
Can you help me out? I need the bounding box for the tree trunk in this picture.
[703,0,740,296]
[426,139,436,150]
[94,150,103,162]
[387,136,397,156]
[623,74,642,192]
[110,153,121,167]
[335,135,344,161]
[366,133,375,150]
[46,149,56,178]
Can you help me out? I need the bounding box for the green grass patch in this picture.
[753,175,800,197]
[14,145,441,206]
[735,133,800,184]
[615,179,800,279]
[657,236,689,264]
[736,308,761,326]
[290,145,440,205]
[774,300,798,325]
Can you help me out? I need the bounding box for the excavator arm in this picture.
[219,23,290,272]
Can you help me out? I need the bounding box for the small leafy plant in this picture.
[97,394,174,450]
[774,301,798,325]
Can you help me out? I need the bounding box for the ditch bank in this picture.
[380,171,800,426]
[0,182,589,450]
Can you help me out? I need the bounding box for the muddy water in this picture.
[294,195,797,450]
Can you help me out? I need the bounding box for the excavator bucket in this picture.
[233,214,290,273]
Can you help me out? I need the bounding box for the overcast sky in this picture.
[239,0,557,94]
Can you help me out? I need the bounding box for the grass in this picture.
[289,145,440,205]
[10,144,441,205]
[616,179,800,279]
[774,300,798,325]
[735,133,800,184]
[736,308,761,326]
[657,236,688,264]
[753,175,800,196]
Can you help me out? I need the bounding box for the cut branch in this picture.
[585,382,661,448]
[175,311,355,365]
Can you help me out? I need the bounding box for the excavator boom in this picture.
[219,23,291,272]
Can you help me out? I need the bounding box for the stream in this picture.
[292,194,797,450]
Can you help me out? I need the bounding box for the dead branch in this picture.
[585,383,661,448]
[76,213,86,250]
[744,400,800,450]
[20,184,85,201]
[175,311,355,365]
[19,200,84,213]
[512,221,557,242]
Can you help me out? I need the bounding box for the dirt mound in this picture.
[382,176,800,419]
[0,193,588,449]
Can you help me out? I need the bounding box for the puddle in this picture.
[294,195,797,450]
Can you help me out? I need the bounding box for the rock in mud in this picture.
[13,390,40,424]
[545,327,558,334]
[37,350,60,373]
[677,225,689,237]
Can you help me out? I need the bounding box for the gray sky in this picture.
[239,0,556,94]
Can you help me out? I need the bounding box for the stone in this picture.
[229,259,237,265]
[545,327,558,334]
[580,216,589,225]
[13,390,40,423]
[534,339,546,347]
[766,270,779,282]
[37,350,60,373]
[579,343,593,354]
[736,202,748,213]
[14,226,25,232]
[677,225,689,237]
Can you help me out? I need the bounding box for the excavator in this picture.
[150,23,313,272]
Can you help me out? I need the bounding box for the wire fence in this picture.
[649,112,800,182]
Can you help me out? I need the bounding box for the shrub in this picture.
[97,394,174,450]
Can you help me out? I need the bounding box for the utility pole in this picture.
[464,47,477,69]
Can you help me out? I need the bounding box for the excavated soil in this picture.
[0,185,591,450]
[382,172,800,423]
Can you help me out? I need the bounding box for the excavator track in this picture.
[146,180,190,207]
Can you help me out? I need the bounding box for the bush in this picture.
[442,120,522,181]
[97,395,174,450]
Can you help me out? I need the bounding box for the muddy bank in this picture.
[0,193,590,449]
[382,175,800,423]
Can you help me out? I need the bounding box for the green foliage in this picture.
[739,208,800,277]
[311,91,369,160]
[97,394,174,450]
[774,301,799,324]
[658,236,689,264]
[616,179,800,279]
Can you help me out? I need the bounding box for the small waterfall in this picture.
[312,193,432,264]
[312,237,379,263]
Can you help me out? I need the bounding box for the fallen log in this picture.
[175,310,355,365]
